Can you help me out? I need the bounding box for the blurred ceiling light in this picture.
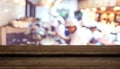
[114,6,120,11]
[86,8,90,12]
[45,0,54,8]
[92,8,97,12]
[14,0,19,3]
[109,13,114,17]
[100,7,106,11]
[102,13,107,18]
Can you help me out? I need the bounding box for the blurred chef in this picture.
[85,21,116,45]
[50,10,61,28]
[114,23,120,45]
[55,16,68,44]
[86,24,103,45]
[49,10,69,45]
[65,18,88,45]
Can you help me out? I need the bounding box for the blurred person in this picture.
[50,10,60,28]
[96,21,116,43]
[49,10,61,35]
[86,25,103,45]
[29,19,42,35]
[30,18,40,27]
[55,17,69,44]
[49,17,68,45]
[65,18,89,45]
[114,23,120,45]
[28,19,46,45]
[86,22,116,45]
[49,10,70,45]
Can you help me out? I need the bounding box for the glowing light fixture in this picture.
[114,6,120,11]
[109,13,114,17]
[100,7,106,11]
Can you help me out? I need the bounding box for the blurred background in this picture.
[0,0,120,45]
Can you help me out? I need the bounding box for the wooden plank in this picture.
[0,46,120,55]
[0,57,120,68]
[0,46,119,68]
[0,27,2,45]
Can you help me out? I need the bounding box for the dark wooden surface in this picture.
[0,57,120,69]
[0,46,120,55]
[0,46,120,69]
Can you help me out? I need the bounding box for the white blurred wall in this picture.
[35,0,78,22]
[0,0,25,26]
[36,7,50,22]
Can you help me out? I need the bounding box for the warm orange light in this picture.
[109,13,114,17]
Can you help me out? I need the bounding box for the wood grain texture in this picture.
[0,46,120,55]
[0,57,120,68]
[0,46,120,68]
